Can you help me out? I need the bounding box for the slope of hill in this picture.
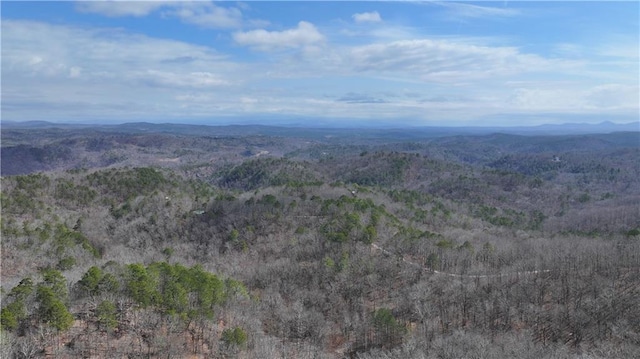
[1,126,639,358]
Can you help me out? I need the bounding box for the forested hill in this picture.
[2,123,638,176]
[1,126,639,358]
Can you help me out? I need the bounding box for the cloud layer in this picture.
[2,2,637,125]
[353,11,382,23]
[77,1,244,28]
[233,21,324,51]
[75,1,173,17]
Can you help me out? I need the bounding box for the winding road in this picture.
[370,243,551,279]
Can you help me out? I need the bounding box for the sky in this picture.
[1,1,639,127]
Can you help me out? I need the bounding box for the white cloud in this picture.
[506,83,639,114]
[432,1,520,19]
[347,39,572,83]
[2,20,232,77]
[584,84,639,110]
[165,2,243,29]
[77,1,244,29]
[598,43,640,61]
[352,11,382,24]
[76,0,175,17]
[233,21,325,51]
[508,87,583,112]
[1,20,239,121]
[137,70,230,88]
[69,66,82,78]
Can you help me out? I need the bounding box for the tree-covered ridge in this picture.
[218,157,324,190]
[122,262,248,315]
[86,167,169,202]
[1,263,248,357]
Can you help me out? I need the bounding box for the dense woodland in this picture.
[1,124,639,358]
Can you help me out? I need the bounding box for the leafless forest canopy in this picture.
[1,123,639,358]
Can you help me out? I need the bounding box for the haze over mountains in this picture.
[2,119,638,135]
[2,120,638,177]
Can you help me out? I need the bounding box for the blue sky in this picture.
[2,1,638,127]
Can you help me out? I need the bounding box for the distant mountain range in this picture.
[1,120,638,138]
